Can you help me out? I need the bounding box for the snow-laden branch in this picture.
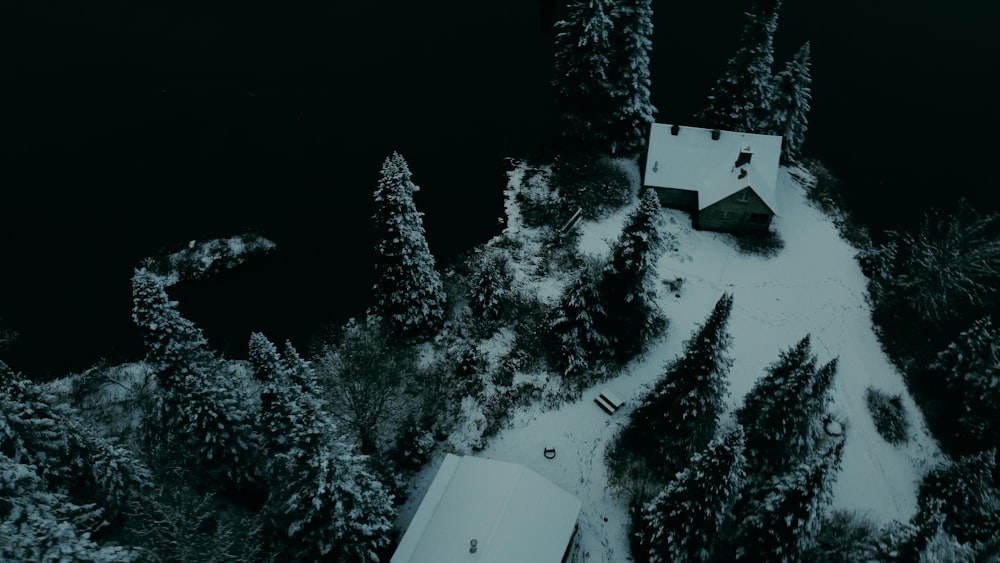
[138,233,276,287]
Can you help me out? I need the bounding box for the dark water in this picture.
[2,1,998,377]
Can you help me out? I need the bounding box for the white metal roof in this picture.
[644,123,782,214]
[391,454,582,563]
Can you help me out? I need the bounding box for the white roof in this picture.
[644,123,782,214]
[391,454,582,563]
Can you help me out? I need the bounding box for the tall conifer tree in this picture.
[468,249,515,322]
[913,449,1000,545]
[768,42,812,163]
[598,187,666,363]
[736,335,838,479]
[0,361,153,526]
[132,269,259,489]
[552,0,615,150]
[371,152,446,343]
[619,293,734,478]
[641,425,747,563]
[607,0,656,155]
[549,258,609,378]
[734,440,845,561]
[697,0,783,133]
[932,316,1000,444]
[248,333,395,561]
[0,454,139,562]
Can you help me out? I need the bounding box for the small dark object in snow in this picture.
[544,447,557,459]
[825,420,843,436]
[603,517,608,522]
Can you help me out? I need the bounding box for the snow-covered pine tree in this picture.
[696,0,783,133]
[734,439,845,562]
[0,362,80,486]
[552,0,616,150]
[932,317,1000,444]
[805,357,838,442]
[598,187,667,364]
[803,510,882,562]
[606,0,656,156]
[0,454,139,562]
[767,42,812,163]
[864,199,1000,324]
[371,152,447,343]
[736,335,839,480]
[468,248,515,322]
[619,293,734,479]
[248,332,323,461]
[132,269,259,489]
[640,425,747,563]
[0,361,153,524]
[917,527,975,563]
[913,449,1000,545]
[549,258,609,378]
[248,332,395,561]
[140,234,277,285]
[72,424,154,525]
[0,360,155,556]
[910,502,977,563]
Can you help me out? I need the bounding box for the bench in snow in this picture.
[595,388,625,415]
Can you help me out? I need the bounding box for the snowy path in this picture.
[398,167,942,561]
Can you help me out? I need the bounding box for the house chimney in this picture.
[711,129,720,140]
[734,145,752,167]
[670,124,680,136]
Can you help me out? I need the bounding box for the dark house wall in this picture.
[696,187,773,233]
[651,186,698,210]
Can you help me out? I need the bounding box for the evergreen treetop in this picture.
[469,248,515,322]
[552,0,615,149]
[697,0,783,133]
[550,258,609,378]
[247,332,395,561]
[0,454,139,562]
[621,293,734,478]
[642,425,747,563]
[606,0,657,156]
[931,316,1000,443]
[768,41,812,163]
[735,440,845,561]
[0,362,152,555]
[371,152,446,343]
[598,187,667,363]
[914,449,1000,545]
[131,268,259,489]
[737,335,839,479]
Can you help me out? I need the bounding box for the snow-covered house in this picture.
[391,454,582,563]
[643,123,782,234]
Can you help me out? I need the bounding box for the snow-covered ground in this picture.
[396,162,943,562]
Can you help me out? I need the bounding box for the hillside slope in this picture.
[398,161,943,562]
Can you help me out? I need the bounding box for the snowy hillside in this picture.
[397,160,943,562]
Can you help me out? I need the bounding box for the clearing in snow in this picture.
[396,161,942,563]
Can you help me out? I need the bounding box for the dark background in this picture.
[2,1,998,377]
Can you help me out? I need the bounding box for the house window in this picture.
[736,190,751,202]
[721,211,734,219]
[749,213,770,224]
